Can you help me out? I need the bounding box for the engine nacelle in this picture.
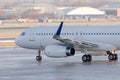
[44,45,75,58]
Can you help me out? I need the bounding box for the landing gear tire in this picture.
[114,54,118,60]
[108,54,118,60]
[36,56,42,61]
[82,55,92,62]
[36,50,43,61]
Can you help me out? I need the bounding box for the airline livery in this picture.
[15,22,120,62]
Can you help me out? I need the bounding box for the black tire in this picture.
[82,55,88,62]
[108,54,118,60]
[87,55,92,61]
[36,56,42,61]
[113,54,118,60]
[82,55,92,62]
[108,54,114,60]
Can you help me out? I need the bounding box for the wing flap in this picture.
[54,36,97,48]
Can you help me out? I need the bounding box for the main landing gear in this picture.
[36,50,43,61]
[81,48,92,62]
[107,51,118,60]
[82,51,118,62]
[82,54,92,62]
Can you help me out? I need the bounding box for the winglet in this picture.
[53,21,63,39]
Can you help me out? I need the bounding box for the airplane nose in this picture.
[15,37,19,45]
[15,37,21,47]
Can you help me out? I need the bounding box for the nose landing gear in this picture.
[36,50,43,61]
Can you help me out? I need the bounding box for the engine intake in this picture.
[44,45,75,58]
[66,47,75,56]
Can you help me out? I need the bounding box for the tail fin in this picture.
[53,21,63,39]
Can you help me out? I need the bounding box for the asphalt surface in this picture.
[0,47,120,80]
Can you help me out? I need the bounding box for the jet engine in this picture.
[44,45,75,58]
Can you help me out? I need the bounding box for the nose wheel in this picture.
[36,56,42,61]
[36,50,43,61]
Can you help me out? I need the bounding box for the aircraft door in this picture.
[29,30,35,41]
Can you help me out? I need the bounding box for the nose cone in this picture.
[15,37,20,46]
[15,36,23,47]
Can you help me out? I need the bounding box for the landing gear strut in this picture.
[82,54,92,62]
[36,50,43,61]
[107,51,118,61]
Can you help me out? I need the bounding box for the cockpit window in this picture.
[21,32,25,36]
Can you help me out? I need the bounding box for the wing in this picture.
[53,22,97,49]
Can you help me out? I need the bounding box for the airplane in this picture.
[15,21,120,62]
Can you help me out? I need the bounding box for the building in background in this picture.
[98,3,120,17]
[66,7,105,19]
[1,1,120,20]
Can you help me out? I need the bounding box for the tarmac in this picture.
[0,47,120,80]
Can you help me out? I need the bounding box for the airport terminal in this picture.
[0,0,120,80]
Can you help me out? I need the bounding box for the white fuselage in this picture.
[15,25,120,50]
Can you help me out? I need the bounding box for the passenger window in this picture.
[91,33,93,35]
[36,33,38,35]
[115,33,117,35]
[21,32,25,36]
[41,33,43,35]
[83,33,85,35]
